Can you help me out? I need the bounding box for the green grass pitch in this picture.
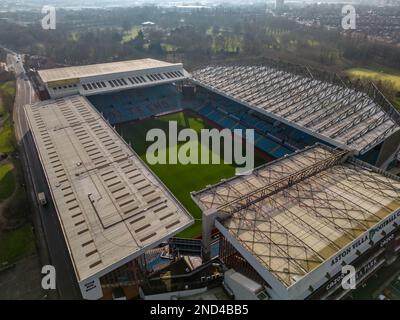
[116,111,267,238]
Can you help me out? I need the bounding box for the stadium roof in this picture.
[25,95,193,283]
[192,66,400,155]
[38,58,179,83]
[193,144,400,288]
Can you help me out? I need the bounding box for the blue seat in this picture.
[272,147,293,158]
[208,110,224,123]
[256,138,279,153]
[221,118,237,129]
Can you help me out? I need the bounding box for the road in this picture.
[7,52,81,299]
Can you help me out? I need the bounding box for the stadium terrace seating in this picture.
[198,106,214,117]
[221,117,237,129]
[89,83,317,159]
[273,147,293,158]
[207,110,226,123]
[195,89,314,151]
[256,138,279,154]
[232,123,248,131]
[88,84,181,124]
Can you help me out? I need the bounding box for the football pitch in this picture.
[116,111,268,238]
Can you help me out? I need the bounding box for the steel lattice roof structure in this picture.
[192,144,400,296]
[191,65,400,155]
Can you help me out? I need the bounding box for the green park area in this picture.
[0,224,35,265]
[0,162,16,200]
[346,66,400,109]
[0,81,16,153]
[0,79,35,267]
[0,115,15,154]
[121,26,141,44]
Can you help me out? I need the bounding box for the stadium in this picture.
[28,58,400,299]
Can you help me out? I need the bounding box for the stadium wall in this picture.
[215,209,400,300]
[376,129,400,169]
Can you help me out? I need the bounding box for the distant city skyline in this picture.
[1,0,396,9]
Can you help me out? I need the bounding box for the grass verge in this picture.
[0,224,35,265]
[0,162,16,200]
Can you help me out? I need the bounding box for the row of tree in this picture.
[0,6,399,82]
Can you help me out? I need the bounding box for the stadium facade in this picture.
[193,144,400,299]
[29,58,400,300]
[25,95,193,299]
[29,59,193,300]
[37,58,188,99]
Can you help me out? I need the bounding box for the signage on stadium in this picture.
[79,277,102,300]
[325,257,379,292]
[308,227,400,299]
[330,210,400,267]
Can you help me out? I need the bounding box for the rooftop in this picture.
[192,65,400,154]
[25,95,193,282]
[193,144,400,287]
[38,58,179,83]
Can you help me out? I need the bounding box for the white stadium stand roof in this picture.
[38,59,177,83]
[25,96,193,291]
[192,66,400,155]
[193,144,400,298]
[37,59,189,98]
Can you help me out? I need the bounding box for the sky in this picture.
[3,0,391,10]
